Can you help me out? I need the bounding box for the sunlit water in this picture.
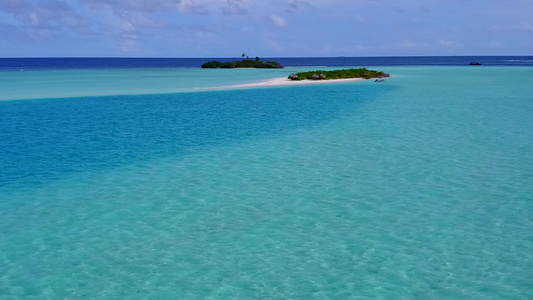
[0,66,532,299]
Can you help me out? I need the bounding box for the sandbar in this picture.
[215,77,365,90]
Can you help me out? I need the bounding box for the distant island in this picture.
[202,57,284,69]
[288,68,390,81]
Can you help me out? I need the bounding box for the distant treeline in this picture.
[201,59,284,69]
[289,68,390,80]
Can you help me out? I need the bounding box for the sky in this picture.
[0,0,532,57]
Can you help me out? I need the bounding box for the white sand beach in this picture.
[219,77,366,89]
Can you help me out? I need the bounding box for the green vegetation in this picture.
[201,59,284,69]
[288,68,390,80]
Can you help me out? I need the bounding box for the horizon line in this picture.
[1,55,532,59]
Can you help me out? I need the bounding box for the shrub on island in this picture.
[288,68,390,80]
[202,59,284,69]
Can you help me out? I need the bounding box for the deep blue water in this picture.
[0,84,388,187]
[1,56,532,70]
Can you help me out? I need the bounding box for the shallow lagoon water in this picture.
[0,67,331,101]
[0,66,532,299]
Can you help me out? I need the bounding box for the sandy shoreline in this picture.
[215,77,366,90]
[0,76,370,101]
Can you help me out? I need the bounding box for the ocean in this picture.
[0,57,532,299]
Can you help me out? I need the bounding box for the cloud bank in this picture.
[0,0,531,56]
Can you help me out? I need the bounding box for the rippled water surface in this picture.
[0,66,532,299]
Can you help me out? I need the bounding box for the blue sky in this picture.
[0,0,531,57]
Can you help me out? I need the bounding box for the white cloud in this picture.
[487,22,533,33]
[398,40,417,48]
[270,14,287,27]
[177,0,209,14]
[221,0,247,15]
[286,0,312,12]
[438,40,459,47]
[355,15,367,24]
[81,0,210,52]
[353,44,371,51]
[118,11,161,28]
[117,35,141,51]
[83,0,209,14]
[0,0,91,40]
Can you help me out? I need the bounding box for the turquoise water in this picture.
[0,67,318,101]
[0,67,532,299]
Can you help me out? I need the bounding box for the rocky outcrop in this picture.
[307,73,327,80]
[288,73,299,80]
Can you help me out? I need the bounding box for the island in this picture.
[287,68,390,81]
[202,57,284,69]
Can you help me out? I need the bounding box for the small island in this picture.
[287,68,390,81]
[202,57,284,69]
